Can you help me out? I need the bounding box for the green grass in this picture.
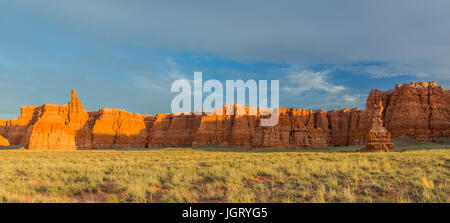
[0,146,448,203]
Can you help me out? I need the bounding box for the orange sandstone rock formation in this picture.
[0,135,9,146]
[384,82,449,141]
[0,81,448,150]
[252,108,329,149]
[27,104,75,150]
[359,101,394,152]
[328,108,362,146]
[352,81,450,143]
[0,106,41,146]
[91,108,150,148]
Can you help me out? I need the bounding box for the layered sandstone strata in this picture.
[352,81,450,143]
[148,113,203,147]
[0,81,448,150]
[359,102,394,152]
[0,106,41,146]
[384,82,449,141]
[327,108,362,146]
[27,104,75,150]
[252,108,329,149]
[91,108,151,148]
[0,90,155,150]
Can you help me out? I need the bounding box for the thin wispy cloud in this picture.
[331,63,409,79]
[282,67,346,95]
[280,66,367,109]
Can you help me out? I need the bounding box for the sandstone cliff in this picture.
[91,108,151,149]
[0,81,448,150]
[0,135,9,146]
[352,81,450,143]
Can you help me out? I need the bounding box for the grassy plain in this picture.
[0,145,448,203]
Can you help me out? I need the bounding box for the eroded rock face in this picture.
[26,89,93,150]
[148,113,174,147]
[148,113,203,147]
[27,104,75,150]
[91,108,150,149]
[384,82,449,141]
[0,81,447,150]
[192,110,234,147]
[0,135,9,146]
[0,106,42,146]
[353,81,450,143]
[327,108,362,146]
[252,108,329,149]
[359,101,394,152]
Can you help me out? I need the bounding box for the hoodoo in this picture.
[359,101,394,152]
[0,82,448,151]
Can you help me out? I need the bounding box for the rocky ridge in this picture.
[0,81,448,150]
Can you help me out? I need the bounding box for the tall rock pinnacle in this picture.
[71,89,77,101]
[67,89,88,125]
[360,100,394,152]
[69,89,83,112]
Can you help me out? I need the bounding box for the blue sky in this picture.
[1,0,449,119]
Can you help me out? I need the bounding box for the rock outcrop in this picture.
[0,135,9,146]
[27,104,75,150]
[252,108,329,149]
[384,82,449,141]
[0,106,41,146]
[0,81,448,150]
[352,81,450,143]
[328,108,363,146]
[359,101,394,152]
[91,108,151,149]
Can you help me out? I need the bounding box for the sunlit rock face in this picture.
[27,104,75,150]
[0,81,447,150]
[0,135,9,146]
[26,90,91,150]
[149,113,202,147]
[91,108,150,149]
[0,106,42,146]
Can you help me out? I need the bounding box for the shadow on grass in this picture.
[392,136,450,152]
[2,136,450,153]
[94,144,450,153]
[0,145,25,150]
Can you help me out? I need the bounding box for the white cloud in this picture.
[280,66,367,109]
[282,67,346,95]
[321,93,367,109]
[342,94,360,103]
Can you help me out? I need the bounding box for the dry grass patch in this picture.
[0,148,448,203]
